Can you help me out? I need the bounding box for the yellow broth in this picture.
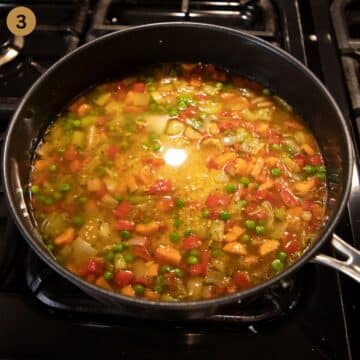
[30,63,326,301]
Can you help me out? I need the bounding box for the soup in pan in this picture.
[30,63,326,301]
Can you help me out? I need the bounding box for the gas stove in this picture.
[0,1,359,359]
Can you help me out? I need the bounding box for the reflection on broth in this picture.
[29,63,327,301]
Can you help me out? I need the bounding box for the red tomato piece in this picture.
[293,153,306,167]
[189,264,206,276]
[207,158,219,170]
[132,82,146,93]
[157,197,174,212]
[113,201,132,218]
[64,145,78,161]
[308,154,323,166]
[149,179,172,194]
[284,239,300,255]
[116,219,135,231]
[131,246,152,261]
[209,210,221,220]
[87,258,103,275]
[234,271,250,289]
[143,157,165,168]
[205,193,231,209]
[135,277,151,287]
[277,185,299,208]
[114,270,134,287]
[183,235,202,250]
[107,144,119,159]
[268,129,280,144]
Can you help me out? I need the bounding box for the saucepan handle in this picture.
[311,234,360,282]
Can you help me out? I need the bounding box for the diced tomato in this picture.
[143,156,165,168]
[87,258,103,275]
[189,264,206,276]
[69,159,82,173]
[218,121,235,132]
[183,235,202,250]
[195,92,208,100]
[157,197,174,212]
[64,145,78,161]
[114,270,134,287]
[233,271,250,289]
[148,179,172,194]
[94,186,108,200]
[113,201,132,218]
[284,239,300,255]
[132,82,146,93]
[209,210,221,220]
[206,193,231,209]
[135,277,151,287]
[255,190,271,201]
[207,158,219,170]
[293,153,306,167]
[277,185,299,208]
[268,129,280,144]
[183,106,198,117]
[131,246,152,261]
[107,144,119,159]
[116,219,135,231]
[308,154,323,166]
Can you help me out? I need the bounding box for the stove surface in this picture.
[0,1,360,359]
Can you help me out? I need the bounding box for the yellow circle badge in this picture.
[6,6,37,37]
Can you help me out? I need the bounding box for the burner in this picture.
[0,34,24,68]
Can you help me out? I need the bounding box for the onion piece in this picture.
[128,236,146,246]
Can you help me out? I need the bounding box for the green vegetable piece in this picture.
[78,196,87,204]
[154,285,164,293]
[237,199,247,209]
[170,232,180,243]
[175,198,185,208]
[184,229,193,236]
[219,211,231,221]
[120,230,131,240]
[73,119,82,128]
[262,88,271,96]
[225,183,237,194]
[271,144,281,151]
[241,234,251,243]
[104,251,115,262]
[152,143,161,152]
[272,259,284,272]
[49,164,57,172]
[316,172,326,181]
[72,216,84,226]
[113,243,124,253]
[123,251,134,263]
[211,248,223,257]
[239,177,250,187]
[245,219,256,230]
[188,249,200,257]
[168,108,178,117]
[134,284,145,296]
[271,168,281,177]
[174,268,184,277]
[255,225,265,235]
[278,251,288,262]
[174,217,182,228]
[317,165,326,173]
[187,255,199,265]
[44,197,54,206]
[202,208,210,218]
[59,183,70,192]
[303,165,316,174]
[103,271,114,281]
[47,243,54,251]
[53,192,62,201]
[30,185,39,194]
[160,265,171,274]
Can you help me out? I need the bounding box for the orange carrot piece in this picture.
[95,276,112,291]
[54,227,75,246]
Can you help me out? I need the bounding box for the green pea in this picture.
[104,251,115,262]
[175,198,185,208]
[156,275,165,286]
[160,265,171,274]
[188,249,200,257]
[211,248,223,257]
[152,143,161,152]
[225,183,237,194]
[283,145,294,153]
[219,211,231,221]
[317,165,326,173]
[239,177,250,187]
[245,219,256,230]
[278,251,288,262]
[272,259,284,272]
[148,134,158,142]
[47,243,54,251]
[255,225,265,235]
[216,82,224,90]
[271,168,281,177]
[316,172,326,181]
[30,185,39,194]
[187,255,199,265]
[103,271,113,281]
[170,232,180,243]
[49,164,57,172]
[43,197,54,206]
[78,196,87,204]
[174,217,182,228]
[184,229,193,236]
[201,208,210,218]
[174,268,184,277]
[168,108,178,117]
[120,230,131,240]
[113,243,124,253]
[124,252,134,263]
[237,200,247,209]
[122,242,129,250]
[114,194,124,202]
[241,234,251,243]
[73,119,82,128]
[59,183,70,192]
[154,285,164,293]
[303,165,316,174]
[134,284,145,296]
[53,192,62,201]
[72,216,84,226]
[271,144,281,151]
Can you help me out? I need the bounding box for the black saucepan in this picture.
[2,23,359,319]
